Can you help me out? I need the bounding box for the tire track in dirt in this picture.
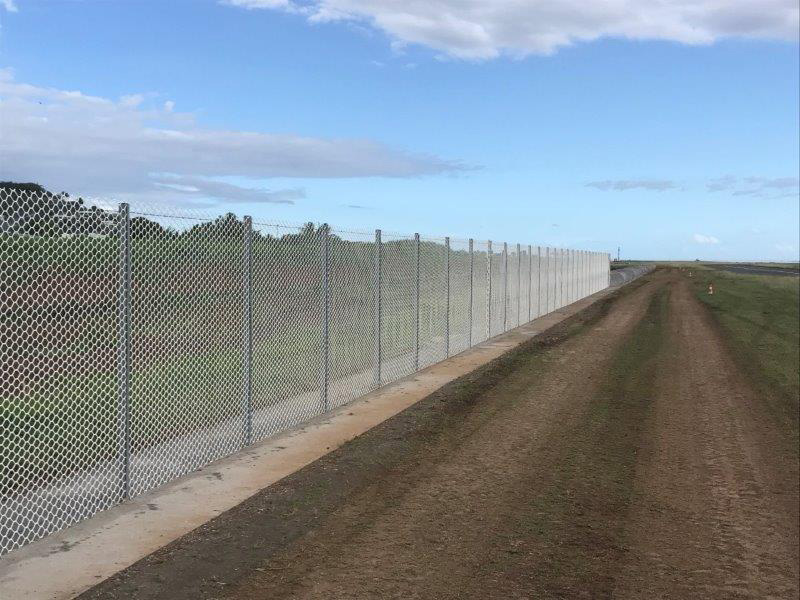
[613,276,799,599]
[81,272,666,600]
[211,275,668,599]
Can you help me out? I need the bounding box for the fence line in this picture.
[0,188,611,556]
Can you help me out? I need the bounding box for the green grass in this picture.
[748,262,800,271]
[690,267,799,441]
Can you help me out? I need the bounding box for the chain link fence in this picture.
[610,264,655,286]
[0,188,611,555]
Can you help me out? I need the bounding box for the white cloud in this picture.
[1,0,17,13]
[223,0,799,59]
[152,175,305,204]
[707,175,800,198]
[119,93,145,108]
[693,233,720,244]
[586,179,676,191]
[0,69,463,204]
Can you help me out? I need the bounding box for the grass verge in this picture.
[690,267,799,443]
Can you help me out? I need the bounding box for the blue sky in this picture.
[1,0,798,260]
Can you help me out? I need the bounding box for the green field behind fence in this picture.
[1,229,491,496]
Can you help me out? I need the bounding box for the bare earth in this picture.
[82,270,799,600]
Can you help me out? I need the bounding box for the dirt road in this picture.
[82,270,799,599]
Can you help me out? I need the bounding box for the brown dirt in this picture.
[80,270,799,600]
[613,276,799,599]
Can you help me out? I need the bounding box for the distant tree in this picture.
[131,216,173,239]
[0,182,82,235]
[185,211,246,238]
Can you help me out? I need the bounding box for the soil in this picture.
[80,270,799,600]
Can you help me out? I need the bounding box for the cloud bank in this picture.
[224,0,799,58]
[693,233,720,244]
[586,179,677,192]
[707,175,800,198]
[0,69,463,204]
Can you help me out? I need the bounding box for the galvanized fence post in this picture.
[567,249,571,304]
[373,229,382,388]
[567,250,574,304]
[516,243,521,327]
[586,251,589,295]
[550,247,555,312]
[117,203,132,500]
[243,216,253,447]
[487,241,492,339]
[582,250,586,297]
[571,249,576,302]
[527,244,532,322]
[553,248,563,310]
[445,236,450,357]
[321,225,330,412]
[544,247,550,314]
[567,248,572,304]
[575,250,579,300]
[468,238,474,347]
[584,250,588,296]
[537,246,542,318]
[414,233,420,372]
[559,248,565,308]
[503,242,509,330]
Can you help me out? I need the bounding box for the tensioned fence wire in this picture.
[0,188,611,555]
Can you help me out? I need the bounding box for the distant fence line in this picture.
[0,188,611,555]
[610,264,654,286]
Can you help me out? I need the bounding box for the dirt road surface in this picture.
[82,270,799,599]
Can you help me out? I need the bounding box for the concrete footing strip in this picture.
[0,289,611,600]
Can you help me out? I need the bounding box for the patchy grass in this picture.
[519,285,669,596]
[749,262,800,271]
[691,267,799,440]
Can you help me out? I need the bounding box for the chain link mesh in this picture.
[327,229,377,409]
[418,236,447,369]
[1,188,121,555]
[380,232,416,385]
[127,207,245,498]
[507,245,520,329]
[250,222,324,441]
[471,241,489,345]
[531,246,543,319]
[448,239,472,356]
[0,187,611,556]
[489,244,505,337]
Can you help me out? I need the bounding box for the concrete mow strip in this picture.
[0,289,611,600]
